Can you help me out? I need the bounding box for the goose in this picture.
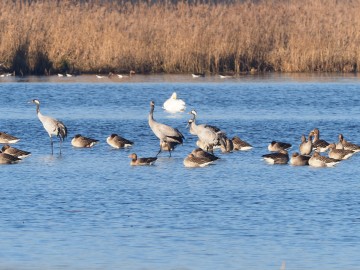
[311,128,330,152]
[31,99,67,154]
[57,73,64,77]
[0,131,20,144]
[66,73,72,77]
[183,153,215,168]
[309,152,340,167]
[262,149,289,164]
[1,145,31,158]
[290,152,310,166]
[232,136,252,151]
[328,143,354,160]
[0,151,21,164]
[299,134,313,155]
[219,72,234,78]
[96,75,105,79]
[117,70,135,78]
[337,134,360,152]
[129,153,157,166]
[191,73,205,78]
[162,92,186,113]
[106,134,133,149]
[268,141,292,152]
[71,134,99,148]
[148,101,184,156]
[220,137,234,153]
[191,148,219,162]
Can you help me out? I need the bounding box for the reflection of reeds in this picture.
[0,0,359,75]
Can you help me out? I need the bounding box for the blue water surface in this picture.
[1,73,360,270]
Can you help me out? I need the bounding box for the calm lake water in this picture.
[1,73,360,269]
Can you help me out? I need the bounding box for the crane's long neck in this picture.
[35,103,40,114]
[148,104,155,125]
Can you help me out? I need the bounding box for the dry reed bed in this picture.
[0,0,359,75]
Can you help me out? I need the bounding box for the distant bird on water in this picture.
[31,99,67,155]
[1,144,31,159]
[106,134,133,149]
[128,153,157,166]
[148,100,184,157]
[0,131,20,144]
[163,92,186,113]
[71,134,99,148]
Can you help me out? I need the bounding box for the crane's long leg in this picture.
[59,138,63,155]
[50,136,53,155]
[156,147,162,157]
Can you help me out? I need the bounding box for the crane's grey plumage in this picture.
[188,110,226,152]
[148,101,184,156]
[31,99,67,154]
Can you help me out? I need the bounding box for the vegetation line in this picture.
[0,0,359,75]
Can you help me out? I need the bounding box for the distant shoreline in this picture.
[0,0,359,75]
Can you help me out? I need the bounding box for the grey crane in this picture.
[31,99,68,155]
[148,100,184,157]
[187,110,226,152]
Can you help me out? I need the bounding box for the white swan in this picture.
[162,92,186,113]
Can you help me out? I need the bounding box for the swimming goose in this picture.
[267,141,292,152]
[191,73,205,78]
[106,134,133,149]
[262,149,289,164]
[328,143,354,160]
[309,152,340,167]
[71,134,99,148]
[96,75,105,79]
[191,148,219,161]
[117,70,135,78]
[0,131,20,144]
[0,151,21,164]
[162,92,186,113]
[1,145,31,158]
[337,134,360,152]
[183,153,215,168]
[299,134,313,155]
[290,152,310,166]
[220,137,234,153]
[129,153,157,166]
[31,99,67,155]
[149,101,184,156]
[232,136,252,151]
[311,128,330,152]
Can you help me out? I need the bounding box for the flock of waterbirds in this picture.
[1,92,359,167]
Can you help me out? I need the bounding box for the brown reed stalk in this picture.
[0,0,359,75]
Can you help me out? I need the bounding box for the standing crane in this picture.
[31,99,68,155]
[148,101,184,157]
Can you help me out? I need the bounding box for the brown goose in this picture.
[262,149,289,164]
[267,141,291,152]
[0,151,21,164]
[290,152,310,166]
[106,134,133,149]
[309,152,340,168]
[311,128,330,152]
[328,143,354,160]
[191,148,219,162]
[1,145,31,158]
[220,137,234,153]
[71,134,99,148]
[299,134,313,156]
[232,136,252,151]
[0,131,20,144]
[337,134,360,152]
[183,153,215,168]
[129,153,157,166]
